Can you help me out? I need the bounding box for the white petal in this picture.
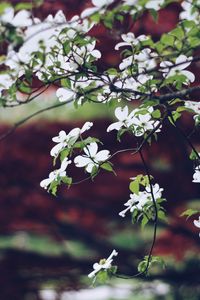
[56,88,75,102]
[115,42,129,50]
[12,10,32,27]
[95,150,110,161]
[86,162,96,173]
[52,131,67,143]
[74,156,91,167]
[84,142,98,157]
[60,158,72,171]
[81,7,98,18]
[115,106,129,121]
[91,49,101,59]
[40,177,52,189]
[107,121,123,132]
[181,70,195,83]
[50,143,64,157]
[80,122,93,133]
[194,218,200,228]
[176,55,191,70]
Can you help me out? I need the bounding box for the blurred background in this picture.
[0,1,200,299]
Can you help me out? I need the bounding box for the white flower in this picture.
[88,249,118,278]
[145,0,165,10]
[107,106,161,137]
[115,32,147,50]
[74,142,110,173]
[0,7,32,27]
[107,106,134,132]
[40,158,71,189]
[193,168,200,183]
[160,55,195,84]
[50,122,93,157]
[119,183,163,218]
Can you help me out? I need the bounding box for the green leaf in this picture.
[137,260,147,273]
[189,149,199,161]
[60,148,70,162]
[61,78,71,89]
[61,176,72,186]
[152,109,161,119]
[129,179,140,195]
[149,9,158,22]
[180,209,199,220]
[100,162,114,173]
[161,34,175,46]
[141,215,149,229]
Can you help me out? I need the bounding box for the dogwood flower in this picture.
[50,122,93,157]
[193,216,200,237]
[107,106,135,132]
[115,32,147,50]
[119,183,163,218]
[160,55,195,84]
[192,168,200,183]
[40,158,72,189]
[88,249,118,278]
[74,142,110,173]
[107,106,161,137]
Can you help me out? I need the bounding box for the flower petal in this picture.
[74,156,91,168]
[95,150,110,161]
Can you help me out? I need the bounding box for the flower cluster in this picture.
[50,122,93,158]
[119,182,163,218]
[40,157,72,191]
[74,142,110,174]
[107,106,161,137]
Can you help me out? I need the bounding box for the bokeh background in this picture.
[0,1,200,299]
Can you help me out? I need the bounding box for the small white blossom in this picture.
[119,183,163,218]
[40,158,71,189]
[107,106,161,136]
[160,55,195,84]
[50,122,93,157]
[115,32,147,50]
[88,249,118,278]
[74,142,110,173]
[107,106,134,132]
